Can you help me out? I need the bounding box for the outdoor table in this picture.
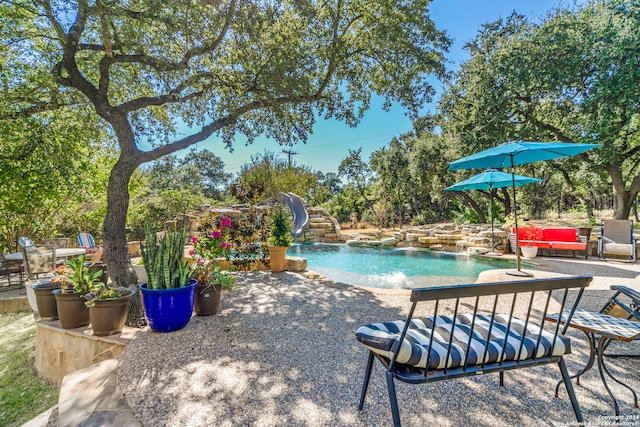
[547,309,640,417]
[4,247,86,261]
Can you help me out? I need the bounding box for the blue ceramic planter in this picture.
[139,279,197,332]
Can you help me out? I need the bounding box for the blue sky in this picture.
[179,0,571,174]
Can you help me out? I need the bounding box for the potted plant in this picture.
[139,225,196,332]
[267,205,293,272]
[520,227,540,259]
[33,276,60,320]
[191,262,236,315]
[32,264,69,320]
[577,216,597,241]
[190,216,236,316]
[84,283,134,336]
[53,255,102,329]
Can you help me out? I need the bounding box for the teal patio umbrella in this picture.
[449,141,600,275]
[445,169,543,254]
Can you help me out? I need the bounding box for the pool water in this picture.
[288,244,513,289]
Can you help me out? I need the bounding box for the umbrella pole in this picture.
[507,157,532,277]
[490,189,495,253]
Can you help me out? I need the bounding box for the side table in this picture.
[547,308,640,417]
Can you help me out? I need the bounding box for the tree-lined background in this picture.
[2,0,639,287]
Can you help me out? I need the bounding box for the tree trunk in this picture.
[613,190,633,220]
[104,156,139,288]
[499,188,511,218]
[460,192,486,223]
[607,164,640,220]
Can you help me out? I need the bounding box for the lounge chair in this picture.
[598,220,637,262]
[76,233,97,249]
[77,233,103,262]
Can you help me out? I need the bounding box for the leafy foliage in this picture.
[83,284,132,308]
[224,206,270,271]
[61,255,105,294]
[439,0,640,219]
[190,216,236,291]
[233,152,324,204]
[0,114,113,251]
[268,205,294,247]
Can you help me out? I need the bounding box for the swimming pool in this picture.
[288,243,513,289]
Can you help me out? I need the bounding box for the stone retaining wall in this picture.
[35,321,138,385]
[345,224,509,254]
[167,205,508,254]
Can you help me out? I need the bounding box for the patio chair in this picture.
[0,253,23,289]
[77,233,103,261]
[42,238,70,249]
[18,236,36,249]
[22,246,56,281]
[76,233,97,249]
[600,285,640,358]
[598,220,637,262]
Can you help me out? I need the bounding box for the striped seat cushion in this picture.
[355,314,570,370]
[18,237,36,248]
[77,233,96,249]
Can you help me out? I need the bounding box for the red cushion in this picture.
[550,242,586,250]
[542,228,577,242]
[519,240,551,249]
[512,227,543,240]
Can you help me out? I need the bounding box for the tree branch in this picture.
[38,0,67,43]
[138,93,326,164]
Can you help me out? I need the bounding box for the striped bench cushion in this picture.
[355,314,570,370]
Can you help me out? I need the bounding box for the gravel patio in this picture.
[119,257,640,426]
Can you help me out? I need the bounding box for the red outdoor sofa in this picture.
[510,227,588,258]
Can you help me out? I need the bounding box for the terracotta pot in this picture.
[53,290,90,329]
[194,283,222,316]
[33,283,60,320]
[577,227,593,239]
[89,289,134,336]
[267,245,288,272]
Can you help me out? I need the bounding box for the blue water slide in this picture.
[278,192,309,236]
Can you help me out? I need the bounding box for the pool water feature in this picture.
[288,243,514,289]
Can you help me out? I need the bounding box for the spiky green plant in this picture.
[140,224,191,290]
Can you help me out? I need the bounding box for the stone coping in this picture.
[36,319,140,346]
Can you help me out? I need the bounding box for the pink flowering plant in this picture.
[190,216,236,291]
[191,216,233,261]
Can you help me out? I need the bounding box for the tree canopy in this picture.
[0,111,113,252]
[440,0,640,219]
[2,0,450,286]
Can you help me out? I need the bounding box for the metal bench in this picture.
[355,276,592,426]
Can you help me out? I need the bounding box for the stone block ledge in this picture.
[35,320,140,385]
[0,295,30,314]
